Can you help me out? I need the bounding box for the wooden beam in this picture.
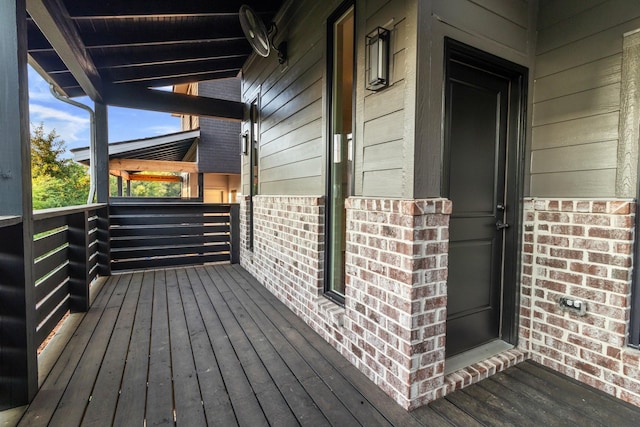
[109,159,198,173]
[104,85,243,121]
[128,174,183,183]
[109,170,130,180]
[27,0,103,101]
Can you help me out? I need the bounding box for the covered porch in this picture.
[2,263,640,426]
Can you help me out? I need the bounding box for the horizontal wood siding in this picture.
[241,0,416,198]
[433,0,529,53]
[531,1,640,197]
[359,0,413,197]
[241,0,338,196]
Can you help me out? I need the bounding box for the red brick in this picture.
[572,238,610,251]
[588,228,633,240]
[537,257,568,269]
[569,262,608,277]
[550,225,585,236]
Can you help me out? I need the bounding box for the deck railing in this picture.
[108,199,239,271]
[32,204,108,347]
[0,200,239,410]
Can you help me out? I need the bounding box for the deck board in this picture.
[166,269,207,426]
[8,263,640,427]
[111,270,154,426]
[81,272,142,427]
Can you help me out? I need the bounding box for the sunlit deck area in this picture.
[1,264,639,426]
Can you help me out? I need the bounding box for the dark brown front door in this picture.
[444,41,524,358]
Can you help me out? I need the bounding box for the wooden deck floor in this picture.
[5,264,640,426]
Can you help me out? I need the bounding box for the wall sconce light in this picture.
[240,132,249,155]
[365,26,390,91]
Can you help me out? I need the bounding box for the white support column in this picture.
[0,0,38,409]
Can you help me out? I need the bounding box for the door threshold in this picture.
[444,340,513,375]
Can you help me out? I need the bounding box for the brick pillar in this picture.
[344,198,451,409]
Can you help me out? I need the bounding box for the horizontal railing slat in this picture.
[36,281,69,325]
[34,215,68,236]
[35,297,70,347]
[111,234,229,249]
[111,243,230,260]
[34,228,68,260]
[110,224,229,238]
[109,204,233,216]
[109,215,230,226]
[35,264,69,303]
[112,253,229,271]
[34,247,69,282]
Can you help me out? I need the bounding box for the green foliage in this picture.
[31,123,90,209]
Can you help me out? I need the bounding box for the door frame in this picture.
[443,38,528,346]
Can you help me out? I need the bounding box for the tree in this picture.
[31,123,67,179]
[31,124,90,209]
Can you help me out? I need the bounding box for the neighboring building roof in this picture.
[71,129,199,164]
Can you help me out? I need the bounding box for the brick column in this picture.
[344,198,451,409]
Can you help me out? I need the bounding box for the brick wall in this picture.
[520,198,640,405]
[240,196,452,410]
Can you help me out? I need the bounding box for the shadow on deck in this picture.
[4,264,640,426]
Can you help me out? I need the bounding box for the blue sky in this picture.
[28,66,182,152]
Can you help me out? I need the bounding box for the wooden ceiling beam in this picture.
[27,0,103,101]
[64,1,283,17]
[104,85,243,121]
[109,159,198,173]
[128,174,183,183]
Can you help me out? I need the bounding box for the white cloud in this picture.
[29,103,90,145]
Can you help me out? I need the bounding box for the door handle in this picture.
[496,220,509,230]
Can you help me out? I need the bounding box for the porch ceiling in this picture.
[26,0,285,117]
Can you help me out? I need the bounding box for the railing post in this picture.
[97,205,111,276]
[67,211,90,312]
[230,204,240,264]
[0,0,38,409]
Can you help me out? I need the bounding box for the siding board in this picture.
[530,141,618,174]
[531,112,620,150]
[363,110,405,147]
[260,119,322,158]
[261,79,323,134]
[363,140,404,172]
[538,0,608,30]
[362,169,404,197]
[261,138,323,171]
[536,0,640,54]
[534,54,621,102]
[470,0,529,28]
[433,0,529,53]
[532,83,620,127]
[534,19,640,78]
[260,177,323,195]
[261,157,322,183]
[261,99,322,146]
[364,81,405,122]
[530,169,616,197]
